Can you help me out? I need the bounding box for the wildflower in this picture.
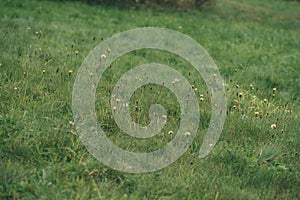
[69,121,75,126]
[249,84,254,90]
[255,111,259,116]
[101,54,106,59]
[112,106,117,111]
[272,94,275,97]
[178,25,182,30]
[107,48,111,53]
[172,81,175,84]
[271,124,276,130]
[14,86,18,91]
[184,131,191,136]
[116,98,120,103]
[286,109,292,114]
[168,131,173,135]
[272,87,277,92]
[199,94,204,98]
[194,88,198,91]
[75,51,79,55]
[213,73,217,77]
[42,69,46,74]
[23,72,27,76]
[68,69,73,75]
[238,92,243,98]
[35,31,39,36]
[235,84,240,88]
[232,105,237,109]
[263,98,268,103]
[199,97,204,102]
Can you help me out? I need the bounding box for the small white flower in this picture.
[271,124,277,130]
[101,54,106,59]
[168,131,174,135]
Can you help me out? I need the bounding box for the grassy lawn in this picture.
[0,0,299,199]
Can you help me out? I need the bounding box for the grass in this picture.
[0,0,299,199]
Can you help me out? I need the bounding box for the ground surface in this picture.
[0,0,299,199]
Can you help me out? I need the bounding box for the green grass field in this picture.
[0,0,299,199]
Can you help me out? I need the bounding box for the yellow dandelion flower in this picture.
[75,51,79,55]
[272,87,277,92]
[178,25,182,30]
[116,98,120,103]
[68,70,73,75]
[199,97,204,102]
[271,124,276,130]
[35,31,39,36]
[263,98,268,103]
[238,92,243,98]
[112,106,117,111]
[107,48,111,53]
[184,131,191,136]
[42,69,46,74]
[272,94,275,97]
[255,111,259,116]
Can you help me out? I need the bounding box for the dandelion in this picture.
[101,54,106,59]
[255,111,259,116]
[68,69,73,75]
[250,84,254,90]
[178,25,182,30]
[272,87,277,92]
[23,72,27,76]
[112,106,117,111]
[107,48,111,53]
[199,97,204,102]
[238,92,243,98]
[75,51,79,55]
[263,98,268,103]
[116,98,120,103]
[35,31,39,36]
[168,131,174,135]
[69,121,75,126]
[272,94,275,97]
[184,131,191,136]
[194,88,198,91]
[213,73,217,77]
[42,69,46,74]
[271,124,276,130]
[286,109,292,114]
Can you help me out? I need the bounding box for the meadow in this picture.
[0,0,299,199]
